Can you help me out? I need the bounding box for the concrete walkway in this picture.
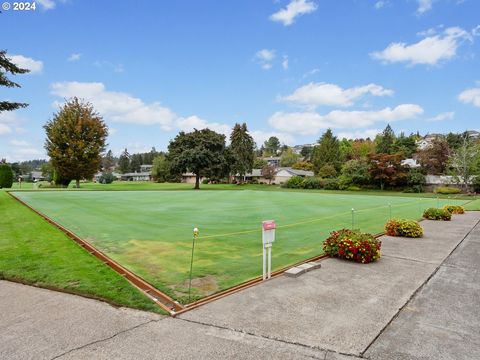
[1,212,479,359]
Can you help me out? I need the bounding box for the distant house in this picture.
[263,156,281,168]
[242,167,314,184]
[181,172,205,184]
[425,175,476,192]
[93,172,121,182]
[120,172,151,181]
[401,158,420,168]
[140,164,153,173]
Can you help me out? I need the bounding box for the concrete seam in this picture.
[50,318,165,359]
[360,216,480,357]
[381,254,435,264]
[176,316,360,359]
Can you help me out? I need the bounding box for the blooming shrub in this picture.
[385,219,423,238]
[423,208,452,221]
[323,229,381,264]
[443,205,465,214]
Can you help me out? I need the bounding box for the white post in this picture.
[267,245,272,279]
[262,220,276,281]
[262,246,266,280]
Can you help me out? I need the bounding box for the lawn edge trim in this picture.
[7,191,182,316]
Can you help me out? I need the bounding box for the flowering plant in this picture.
[385,219,423,238]
[323,229,381,264]
[423,208,451,221]
[443,205,465,214]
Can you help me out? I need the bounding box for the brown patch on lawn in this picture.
[170,275,219,298]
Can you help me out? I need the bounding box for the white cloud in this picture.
[9,55,43,74]
[51,81,177,130]
[94,60,125,73]
[254,49,275,70]
[281,82,393,108]
[426,111,455,122]
[416,0,435,15]
[175,116,231,137]
[270,0,318,26]
[371,26,474,66]
[0,123,12,135]
[374,1,389,9]
[68,53,81,62]
[0,111,25,135]
[249,130,295,147]
[337,129,382,140]
[282,55,289,70]
[302,68,319,78]
[36,0,56,10]
[458,87,480,107]
[10,139,30,146]
[268,104,423,135]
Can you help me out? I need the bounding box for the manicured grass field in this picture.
[12,189,470,303]
[0,191,165,314]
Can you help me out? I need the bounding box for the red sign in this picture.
[262,220,276,231]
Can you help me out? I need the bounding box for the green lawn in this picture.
[11,188,469,303]
[0,191,165,314]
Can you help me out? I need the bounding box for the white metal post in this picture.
[262,246,266,280]
[267,245,272,279]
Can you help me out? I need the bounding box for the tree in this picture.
[416,138,450,175]
[318,164,337,178]
[280,147,300,167]
[376,124,396,154]
[339,139,353,161]
[351,139,376,159]
[261,164,276,184]
[368,153,408,190]
[263,136,281,156]
[41,162,54,182]
[292,161,314,171]
[118,149,130,174]
[168,129,229,189]
[230,123,255,182]
[312,129,341,174]
[406,168,426,193]
[44,97,108,188]
[449,136,479,190]
[253,158,268,169]
[130,153,142,172]
[392,133,417,158]
[300,145,313,160]
[0,163,13,188]
[151,154,171,182]
[102,150,115,171]
[0,50,30,113]
[339,159,370,186]
[446,132,464,150]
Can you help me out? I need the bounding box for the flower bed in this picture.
[443,205,465,214]
[423,207,452,221]
[385,219,423,238]
[323,229,381,264]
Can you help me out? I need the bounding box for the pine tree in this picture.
[230,123,255,182]
[376,124,396,154]
[102,150,115,171]
[0,50,30,112]
[312,129,341,174]
[118,149,130,174]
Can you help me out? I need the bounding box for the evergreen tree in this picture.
[230,123,255,182]
[376,124,396,154]
[263,136,281,156]
[0,50,30,112]
[118,149,131,174]
[312,129,341,174]
[102,150,115,171]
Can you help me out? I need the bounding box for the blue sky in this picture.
[1,0,479,161]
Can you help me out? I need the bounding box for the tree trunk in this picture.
[76,179,80,188]
[195,174,200,190]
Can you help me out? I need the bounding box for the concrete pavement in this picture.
[1,212,479,359]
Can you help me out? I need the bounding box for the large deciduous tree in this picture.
[44,97,108,188]
[416,138,450,175]
[280,147,300,167]
[449,136,479,190]
[312,129,341,174]
[263,136,281,156]
[168,129,229,189]
[0,50,30,113]
[230,123,255,182]
[368,153,408,190]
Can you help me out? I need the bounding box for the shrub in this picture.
[385,219,423,238]
[202,178,209,184]
[323,178,339,190]
[318,164,337,179]
[423,208,452,221]
[346,185,361,191]
[99,172,115,184]
[302,177,323,189]
[443,205,465,214]
[284,176,305,189]
[406,169,426,193]
[0,164,14,188]
[434,186,461,194]
[473,176,480,193]
[323,229,381,264]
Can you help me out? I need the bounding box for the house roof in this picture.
[121,172,151,177]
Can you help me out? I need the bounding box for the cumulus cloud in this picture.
[36,0,56,10]
[176,116,232,137]
[270,0,318,26]
[249,130,295,147]
[254,49,276,70]
[371,26,474,66]
[9,55,43,74]
[0,111,25,135]
[458,86,480,107]
[280,82,393,108]
[337,129,382,140]
[68,53,81,62]
[416,0,435,15]
[51,81,177,130]
[426,111,455,122]
[268,104,423,135]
